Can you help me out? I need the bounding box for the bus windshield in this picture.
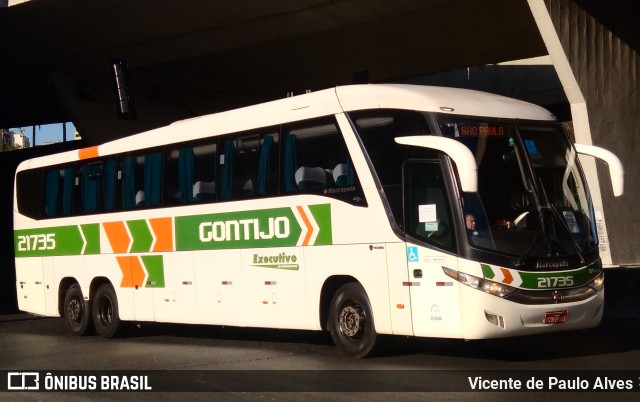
[348,109,597,259]
[439,119,598,258]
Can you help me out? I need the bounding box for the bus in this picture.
[13,84,623,357]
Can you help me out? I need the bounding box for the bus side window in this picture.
[192,142,217,202]
[285,120,340,191]
[79,162,100,213]
[234,133,259,197]
[143,151,163,208]
[219,139,235,199]
[103,160,116,211]
[219,129,278,201]
[256,132,278,196]
[282,133,297,193]
[118,151,162,210]
[404,160,456,252]
[164,146,195,205]
[284,119,346,192]
[78,160,116,214]
[119,155,138,210]
[143,151,162,207]
[44,166,74,218]
[165,141,218,205]
[163,147,181,205]
[282,117,366,206]
[16,169,43,219]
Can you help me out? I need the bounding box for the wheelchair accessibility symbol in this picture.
[407,246,419,262]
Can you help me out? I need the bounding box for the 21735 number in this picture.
[17,234,56,252]
[537,276,574,288]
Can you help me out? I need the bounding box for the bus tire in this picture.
[92,283,123,338]
[63,283,93,336]
[328,282,378,358]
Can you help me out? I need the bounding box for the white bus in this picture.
[13,84,623,357]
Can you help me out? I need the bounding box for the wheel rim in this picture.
[338,301,366,341]
[96,295,113,328]
[67,296,83,325]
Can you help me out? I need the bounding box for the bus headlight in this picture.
[443,267,517,298]
[587,273,604,292]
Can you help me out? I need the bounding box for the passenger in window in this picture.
[466,213,492,249]
[465,214,477,232]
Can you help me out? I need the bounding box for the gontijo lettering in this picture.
[176,204,332,250]
[199,217,290,242]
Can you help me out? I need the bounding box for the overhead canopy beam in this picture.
[0,0,546,143]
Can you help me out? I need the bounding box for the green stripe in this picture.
[15,224,99,257]
[15,204,333,257]
[141,255,165,288]
[174,204,332,251]
[308,204,332,245]
[518,261,602,289]
[481,263,495,279]
[81,224,101,254]
[128,220,153,253]
[479,261,602,290]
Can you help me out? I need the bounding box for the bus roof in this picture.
[336,84,556,120]
[17,84,556,170]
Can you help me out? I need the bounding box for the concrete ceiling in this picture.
[0,0,547,144]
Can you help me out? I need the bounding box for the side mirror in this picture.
[574,143,624,197]
[395,136,477,192]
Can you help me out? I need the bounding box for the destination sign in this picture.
[458,123,506,137]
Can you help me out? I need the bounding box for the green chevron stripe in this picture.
[141,255,165,288]
[481,263,495,279]
[308,204,332,245]
[127,220,153,253]
[80,224,100,255]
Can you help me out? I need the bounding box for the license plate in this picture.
[544,311,568,324]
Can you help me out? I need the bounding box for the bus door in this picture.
[403,160,463,338]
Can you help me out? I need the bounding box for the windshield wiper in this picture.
[514,231,539,268]
[520,169,555,257]
[537,177,586,264]
[511,133,553,257]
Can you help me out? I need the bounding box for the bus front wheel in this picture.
[92,283,123,338]
[328,282,378,358]
[63,283,93,336]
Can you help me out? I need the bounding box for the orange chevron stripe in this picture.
[117,256,133,287]
[130,256,146,288]
[296,206,313,246]
[78,146,99,160]
[103,221,131,253]
[117,256,146,288]
[501,268,514,285]
[149,217,173,252]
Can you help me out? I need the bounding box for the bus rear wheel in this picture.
[93,283,123,338]
[328,282,378,358]
[63,283,93,336]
